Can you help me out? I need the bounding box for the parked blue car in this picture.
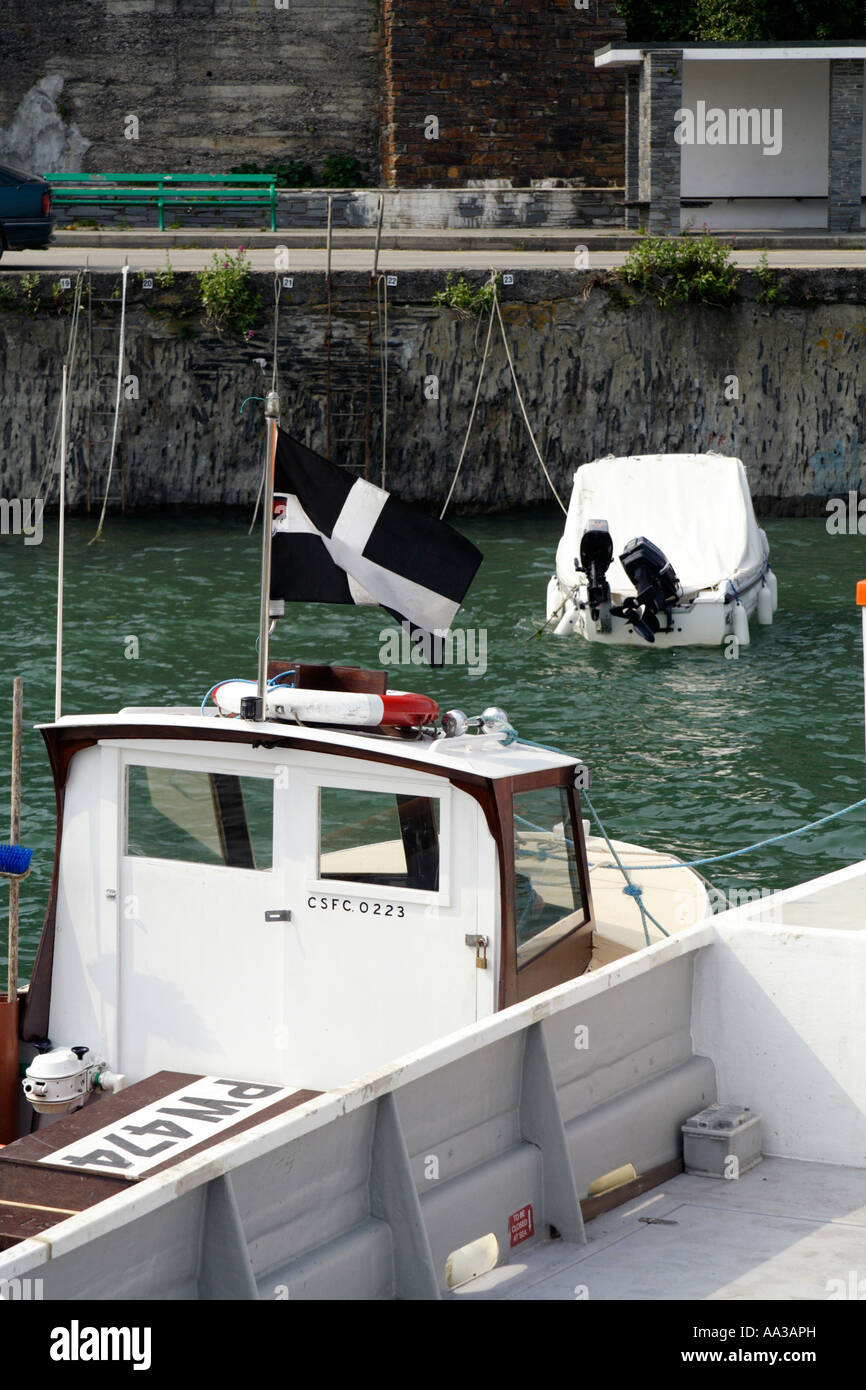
[0,164,54,260]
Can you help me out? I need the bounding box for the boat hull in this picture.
[547,571,773,647]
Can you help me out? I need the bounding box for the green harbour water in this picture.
[0,508,864,977]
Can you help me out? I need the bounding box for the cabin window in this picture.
[318,787,440,892]
[126,766,273,870]
[513,786,585,967]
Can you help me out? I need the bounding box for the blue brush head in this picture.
[0,844,33,876]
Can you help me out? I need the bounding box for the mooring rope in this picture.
[91,263,129,543]
[492,289,568,515]
[440,271,498,521]
[510,732,866,929]
[605,795,866,871]
[581,790,670,944]
[438,271,568,518]
[38,268,86,502]
[515,734,866,870]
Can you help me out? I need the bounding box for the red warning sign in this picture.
[509,1204,535,1247]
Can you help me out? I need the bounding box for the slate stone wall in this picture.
[828,60,865,234]
[0,0,381,180]
[1,268,864,516]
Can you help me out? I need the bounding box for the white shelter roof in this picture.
[595,42,866,67]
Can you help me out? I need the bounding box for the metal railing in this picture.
[44,173,278,231]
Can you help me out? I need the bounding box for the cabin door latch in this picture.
[265,909,292,922]
[465,933,488,969]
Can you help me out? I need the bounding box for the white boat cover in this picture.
[555,453,768,596]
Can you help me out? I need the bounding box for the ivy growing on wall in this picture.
[616,0,866,41]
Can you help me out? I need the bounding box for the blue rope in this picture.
[512,736,866,873]
[511,749,666,942]
[513,738,667,942]
[582,790,669,944]
[616,796,866,869]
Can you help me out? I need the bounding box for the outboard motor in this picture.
[578,520,614,633]
[611,536,681,643]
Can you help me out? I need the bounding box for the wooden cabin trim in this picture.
[20,731,68,1043]
[501,777,595,1009]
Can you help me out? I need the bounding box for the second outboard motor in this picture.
[611,536,681,643]
[578,519,614,632]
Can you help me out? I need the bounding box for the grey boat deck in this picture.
[455,1158,866,1301]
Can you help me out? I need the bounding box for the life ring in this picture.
[212,680,439,729]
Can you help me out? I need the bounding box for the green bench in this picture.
[45,172,278,231]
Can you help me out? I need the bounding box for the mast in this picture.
[255,390,281,719]
[55,363,68,722]
[859,579,866,763]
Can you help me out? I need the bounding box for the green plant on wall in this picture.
[230,160,315,189]
[51,280,74,313]
[320,153,368,187]
[196,246,261,337]
[140,256,175,291]
[230,156,369,189]
[616,0,863,40]
[432,272,502,317]
[0,279,18,311]
[614,230,738,309]
[0,275,44,315]
[19,273,42,317]
[754,250,788,305]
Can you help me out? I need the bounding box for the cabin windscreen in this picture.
[513,786,585,967]
[126,766,273,870]
[318,787,440,891]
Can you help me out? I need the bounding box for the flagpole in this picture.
[55,363,68,722]
[255,390,280,719]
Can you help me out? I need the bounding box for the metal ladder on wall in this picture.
[300,194,400,481]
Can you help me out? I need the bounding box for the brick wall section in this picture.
[828,59,865,234]
[0,0,380,178]
[380,0,627,187]
[639,50,682,234]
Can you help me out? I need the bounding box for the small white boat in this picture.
[546,453,778,647]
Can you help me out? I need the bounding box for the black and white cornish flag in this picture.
[270,430,482,643]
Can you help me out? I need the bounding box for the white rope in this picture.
[493,290,568,515]
[92,263,129,542]
[440,279,497,521]
[38,269,86,500]
[271,271,281,396]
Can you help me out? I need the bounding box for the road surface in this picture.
[2,246,865,274]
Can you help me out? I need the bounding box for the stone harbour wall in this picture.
[0,268,864,514]
[0,0,627,192]
[0,0,381,179]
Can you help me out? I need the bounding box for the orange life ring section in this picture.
[379,692,440,728]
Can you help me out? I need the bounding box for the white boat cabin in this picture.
[21,702,595,1096]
